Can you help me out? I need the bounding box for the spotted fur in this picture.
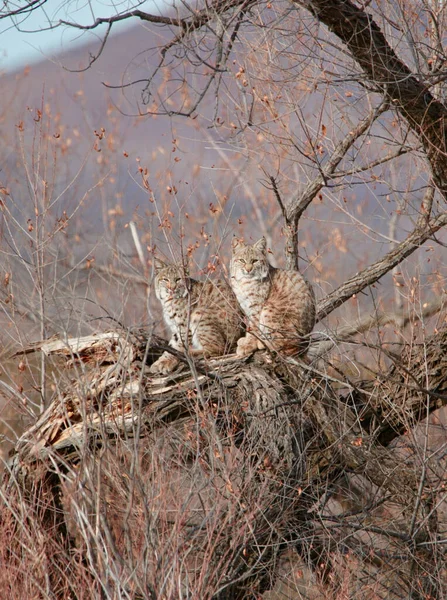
[150,258,244,374]
[230,237,315,357]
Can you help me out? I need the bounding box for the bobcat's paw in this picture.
[257,339,266,350]
[149,354,179,375]
[236,335,259,357]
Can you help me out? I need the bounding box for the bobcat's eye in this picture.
[239,259,246,264]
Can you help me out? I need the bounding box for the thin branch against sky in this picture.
[0,0,166,71]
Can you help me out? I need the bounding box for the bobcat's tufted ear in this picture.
[232,237,245,252]
[154,257,168,273]
[253,236,267,252]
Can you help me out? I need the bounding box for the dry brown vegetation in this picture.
[1,0,447,598]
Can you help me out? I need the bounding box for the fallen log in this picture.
[3,323,447,598]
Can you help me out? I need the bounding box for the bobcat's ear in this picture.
[154,257,168,273]
[232,237,245,252]
[253,236,267,252]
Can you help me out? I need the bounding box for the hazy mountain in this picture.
[1,22,231,223]
[0,19,436,314]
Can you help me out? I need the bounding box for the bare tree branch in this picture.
[63,23,112,73]
[331,146,411,178]
[309,292,446,360]
[316,211,447,322]
[263,173,300,271]
[59,10,183,30]
[58,0,255,38]
[355,323,447,445]
[286,100,390,224]
[0,0,47,19]
[297,0,447,198]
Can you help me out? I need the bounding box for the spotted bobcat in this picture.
[150,258,244,374]
[230,237,315,357]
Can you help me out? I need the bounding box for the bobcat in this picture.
[230,237,315,357]
[149,258,244,374]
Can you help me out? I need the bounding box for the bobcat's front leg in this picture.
[149,350,179,375]
[236,332,262,357]
[149,333,183,375]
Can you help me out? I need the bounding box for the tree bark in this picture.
[298,0,447,197]
[4,323,447,597]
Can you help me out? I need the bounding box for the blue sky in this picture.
[0,0,163,72]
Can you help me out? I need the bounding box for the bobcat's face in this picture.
[154,262,189,302]
[231,237,269,282]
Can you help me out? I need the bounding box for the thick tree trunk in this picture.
[297,0,447,197]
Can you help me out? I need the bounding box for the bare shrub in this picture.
[1,0,447,598]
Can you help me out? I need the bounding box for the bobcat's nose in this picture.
[245,263,253,273]
[166,283,179,296]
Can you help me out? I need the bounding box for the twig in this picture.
[285,99,390,226]
[129,221,146,272]
[263,172,299,271]
[316,211,447,322]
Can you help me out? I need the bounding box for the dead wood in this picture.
[3,323,447,598]
[353,321,447,446]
